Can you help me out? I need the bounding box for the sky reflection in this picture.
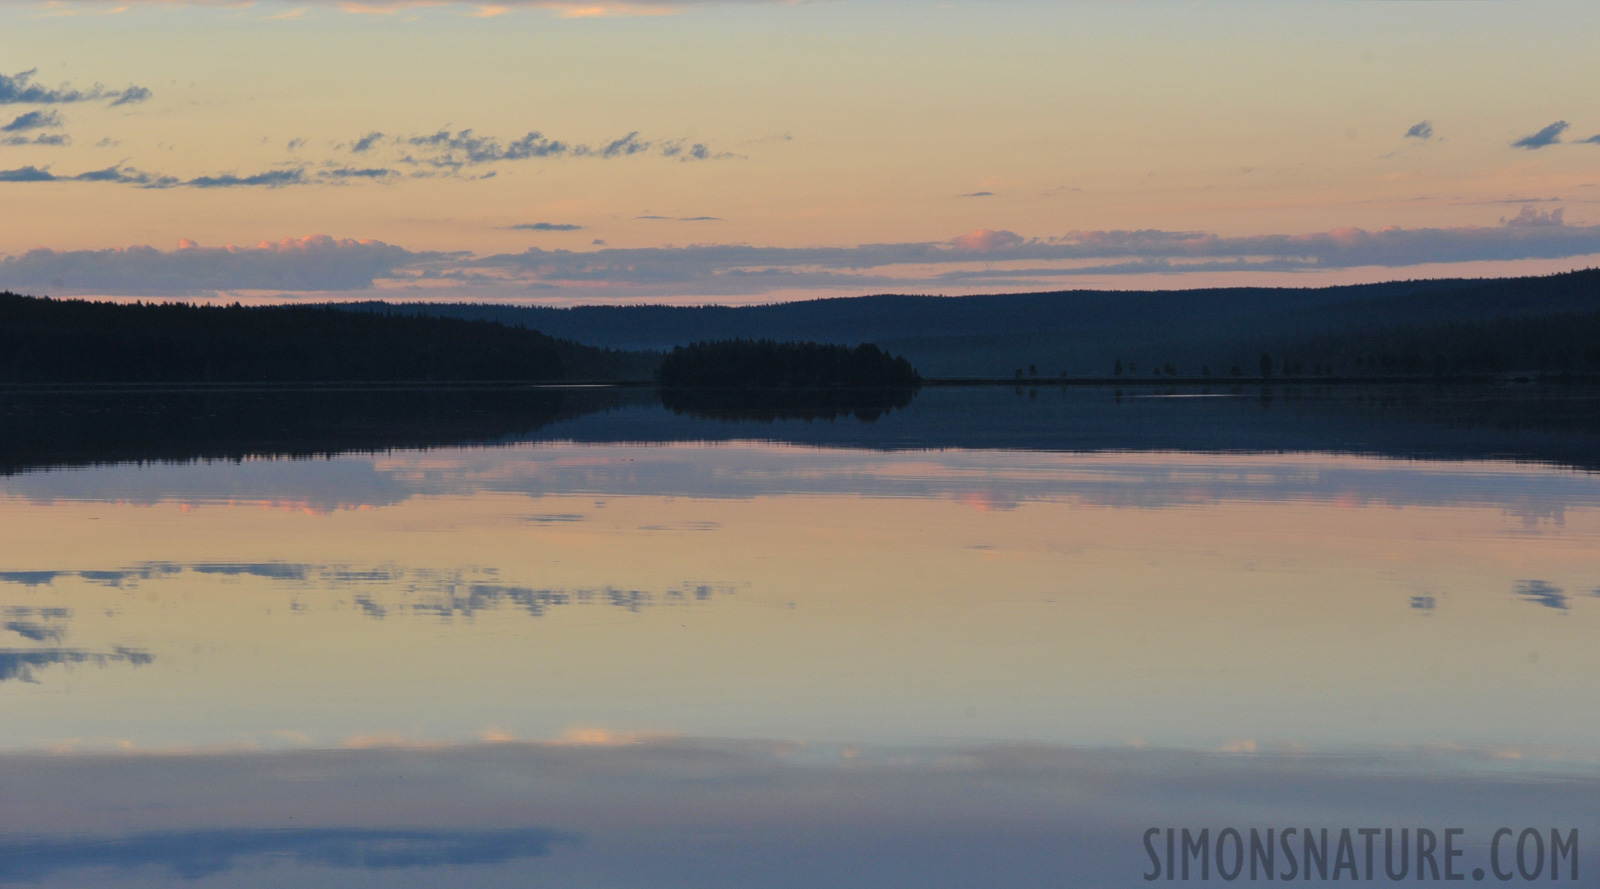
[0,827,575,884]
[0,442,1596,756]
[0,740,1595,889]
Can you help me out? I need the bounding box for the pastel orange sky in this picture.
[2,0,1599,303]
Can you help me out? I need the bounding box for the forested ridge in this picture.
[0,293,646,383]
[342,268,1600,378]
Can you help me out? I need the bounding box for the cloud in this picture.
[950,228,1024,252]
[187,169,307,188]
[402,128,570,167]
[1503,205,1564,228]
[959,191,995,197]
[0,134,70,147]
[508,222,585,231]
[10,213,1600,299]
[582,131,650,158]
[0,68,150,106]
[370,127,729,168]
[349,130,385,153]
[1,110,62,133]
[321,166,399,180]
[70,165,179,186]
[1581,132,1600,145]
[1404,120,1433,140]
[659,140,727,161]
[1512,120,1568,149]
[108,84,153,106]
[0,163,392,189]
[0,828,576,882]
[0,166,56,182]
[0,234,441,295]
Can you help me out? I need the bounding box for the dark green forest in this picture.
[0,293,649,383]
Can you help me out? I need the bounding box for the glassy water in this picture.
[2,385,1597,887]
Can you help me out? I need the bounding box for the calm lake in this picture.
[2,384,1598,887]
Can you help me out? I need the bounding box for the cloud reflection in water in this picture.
[0,827,576,883]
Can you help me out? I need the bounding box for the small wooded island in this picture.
[657,340,920,390]
[655,340,921,420]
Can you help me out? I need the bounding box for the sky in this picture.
[1,0,1599,304]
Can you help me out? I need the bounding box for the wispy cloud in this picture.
[1512,120,1568,149]
[401,128,570,167]
[1404,120,1433,140]
[507,222,585,231]
[186,169,307,188]
[349,130,385,153]
[0,166,57,182]
[362,127,731,168]
[0,163,397,189]
[1502,205,1564,228]
[320,165,400,180]
[0,68,150,106]
[1,109,62,133]
[0,134,70,147]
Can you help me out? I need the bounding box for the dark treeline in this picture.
[0,293,650,383]
[657,340,920,389]
[7,383,1598,476]
[338,268,1600,378]
[1230,309,1600,380]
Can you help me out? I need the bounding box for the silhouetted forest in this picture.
[654,340,920,420]
[1218,309,1600,380]
[657,340,920,389]
[344,268,1600,378]
[6,383,1598,476]
[0,293,650,383]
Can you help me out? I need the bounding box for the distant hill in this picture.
[340,268,1600,378]
[0,293,652,383]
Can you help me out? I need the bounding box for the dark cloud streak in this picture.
[1,110,61,133]
[1512,121,1568,149]
[0,69,150,106]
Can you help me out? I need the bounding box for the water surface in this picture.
[2,385,1597,886]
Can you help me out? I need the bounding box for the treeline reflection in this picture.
[3,382,1598,474]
